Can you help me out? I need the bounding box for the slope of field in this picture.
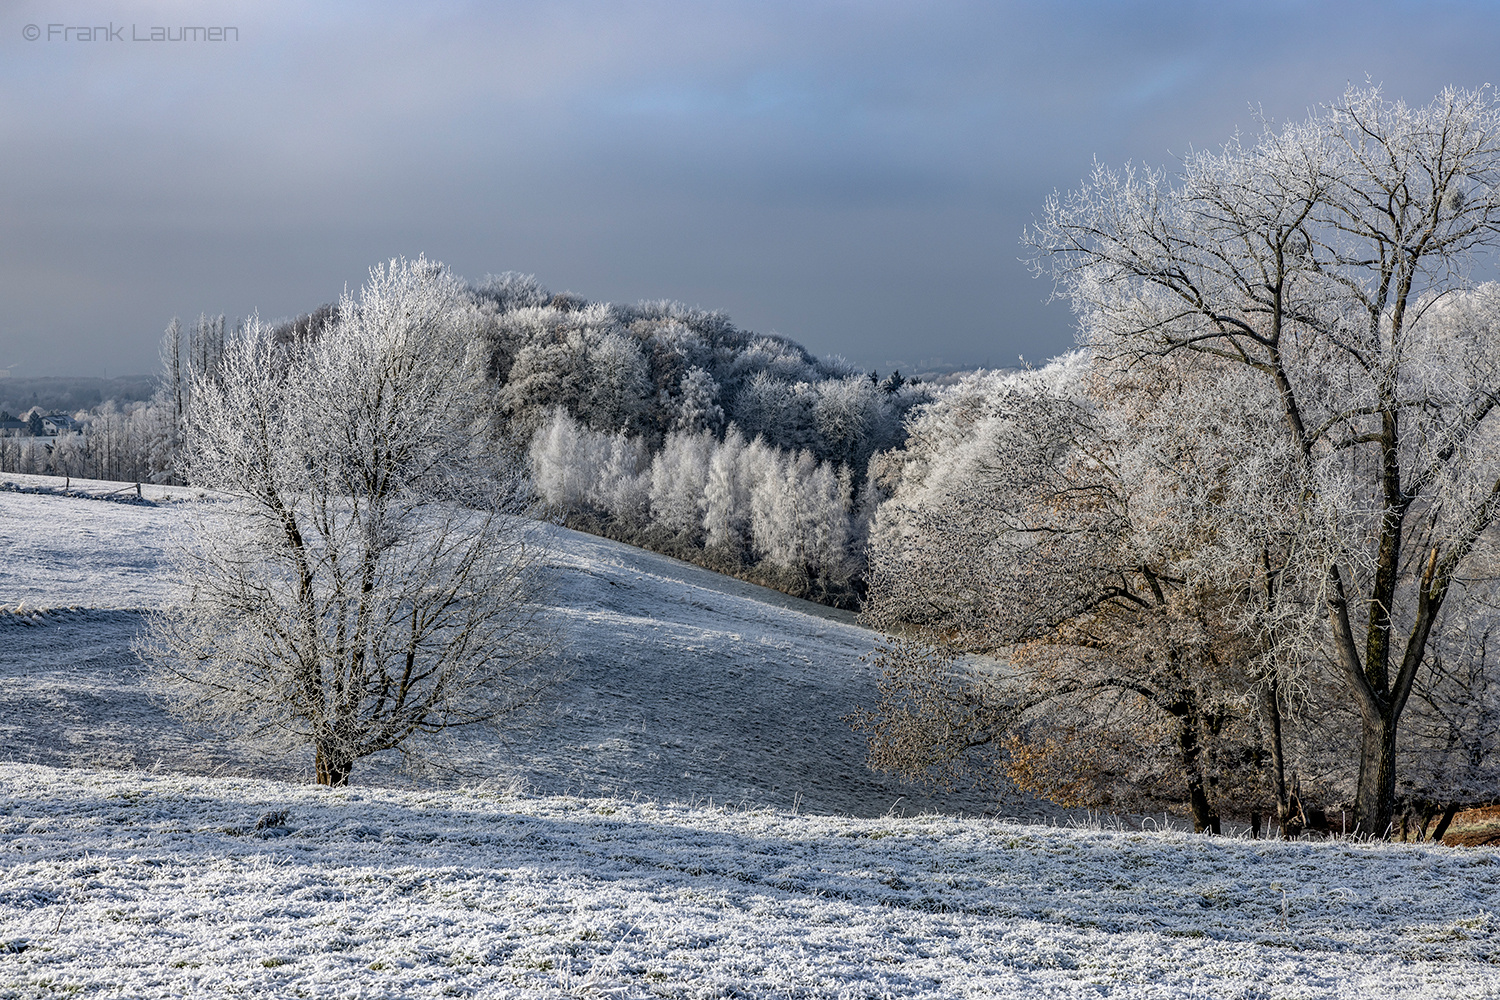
[4,476,1500,997]
[3,764,1498,999]
[0,478,1004,818]
[0,477,187,610]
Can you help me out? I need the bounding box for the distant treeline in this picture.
[468,274,931,606]
[0,376,155,418]
[0,276,935,608]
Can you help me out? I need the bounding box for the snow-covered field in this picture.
[0,475,998,818]
[5,764,1499,998]
[4,475,1500,997]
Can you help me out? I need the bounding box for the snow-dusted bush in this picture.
[140,256,556,787]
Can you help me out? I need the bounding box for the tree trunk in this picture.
[1282,771,1306,839]
[1353,708,1399,838]
[1430,802,1461,843]
[315,744,354,787]
[1174,712,1219,834]
[1260,680,1294,835]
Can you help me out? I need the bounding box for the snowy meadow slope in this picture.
[0,476,997,817]
[4,765,1500,998]
[4,477,1500,998]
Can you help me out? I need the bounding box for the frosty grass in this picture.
[3,478,1500,996]
[3,763,1499,998]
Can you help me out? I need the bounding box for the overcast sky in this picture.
[4,1,1499,378]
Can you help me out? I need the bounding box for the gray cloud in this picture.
[3,0,1499,377]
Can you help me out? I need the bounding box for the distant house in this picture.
[0,411,78,437]
[40,413,78,435]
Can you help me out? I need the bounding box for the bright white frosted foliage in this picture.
[703,424,754,557]
[527,407,858,582]
[1029,85,1500,833]
[143,256,553,786]
[813,373,899,469]
[592,427,652,528]
[648,429,714,538]
[530,406,607,511]
[749,446,856,582]
[528,408,652,527]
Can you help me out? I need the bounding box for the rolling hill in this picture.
[3,474,1497,998]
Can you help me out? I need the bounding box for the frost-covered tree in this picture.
[530,406,607,511]
[162,317,184,444]
[526,403,863,601]
[674,366,725,435]
[591,428,652,531]
[475,271,551,313]
[478,281,925,475]
[1030,85,1500,836]
[140,257,555,786]
[648,430,715,541]
[48,431,85,479]
[856,356,1308,833]
[528,408,653,532]
[499,310,653,439]
[812,374,901,473]
[1395,564,1500,836]
[703,425,754,562]
[749,446,857,590]
[734,372,820,453]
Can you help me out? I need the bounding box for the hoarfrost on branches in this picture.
[1028,85,1500,835]
[139,256,557,786]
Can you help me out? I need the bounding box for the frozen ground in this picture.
[0,477,1005,818]
[0,476,195,611]
[3,764,1498,998]
[6,476,1498,997]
